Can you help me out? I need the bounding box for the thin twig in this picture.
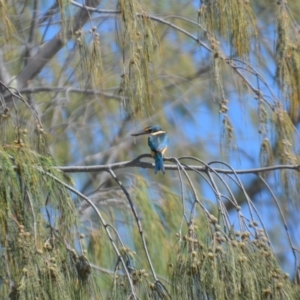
[35,167,138,300]
[171,157,188,242]
[259,174,298,276]
[2,86,126,101]
[0,80,42,127]
[107,169,159,282]
[26,190,38,248]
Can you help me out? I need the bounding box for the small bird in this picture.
[131,125,168,174]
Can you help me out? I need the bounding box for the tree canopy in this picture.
[1,0,300,299]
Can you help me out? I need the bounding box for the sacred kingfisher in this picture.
[131,125,168,174]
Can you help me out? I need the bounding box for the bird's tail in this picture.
[154,152,165,174]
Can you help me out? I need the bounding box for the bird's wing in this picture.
[148,132,168,153]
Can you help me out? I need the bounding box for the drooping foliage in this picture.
[1,0,300,299]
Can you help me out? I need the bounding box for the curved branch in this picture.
[108,169,166,290]
[35,166,138,299]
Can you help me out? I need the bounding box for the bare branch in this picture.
[56,155,300,175]
[3,86,124,101]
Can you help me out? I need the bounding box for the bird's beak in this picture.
[131,130,148,137]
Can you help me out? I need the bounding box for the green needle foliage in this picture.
[199,0,257,57]
[0,154,94,299]
[0,111,99,298]
[2,0,300,299]
[172,223,298,299]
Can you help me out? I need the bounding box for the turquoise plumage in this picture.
[131,125,168,174]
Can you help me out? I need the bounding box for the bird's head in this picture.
[131,125,163,136]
